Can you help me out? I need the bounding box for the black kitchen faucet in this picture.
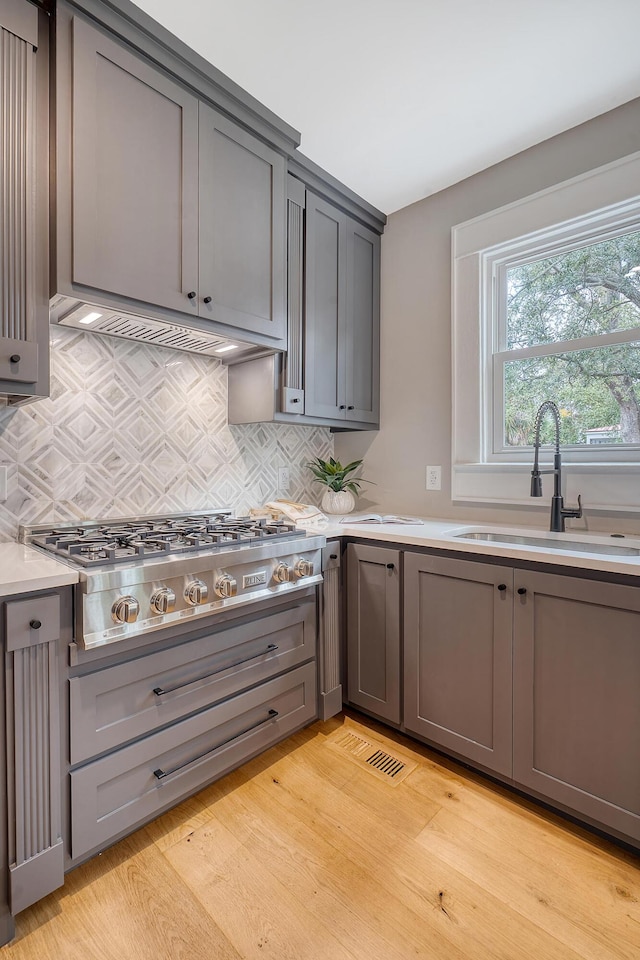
[530,400,583,532]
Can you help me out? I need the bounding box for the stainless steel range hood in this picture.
[49,297,272,362]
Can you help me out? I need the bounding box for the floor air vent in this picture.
[325,728,417,785]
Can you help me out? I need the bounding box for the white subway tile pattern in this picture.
[0,328,333,540]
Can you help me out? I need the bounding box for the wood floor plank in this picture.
[164,813,359,960]
[193,780,469,960]
[417,805,640,960]
[1,828,241,960]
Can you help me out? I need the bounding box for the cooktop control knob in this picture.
[214,574,237,599]
[150,587,177,615]
[273,562,292,583]
[295,558,314,578]
[111,595,140,624]
[184,579,209,605]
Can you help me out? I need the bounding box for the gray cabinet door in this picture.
[71,17,199,314]
[198,106,286,344]
[347,543,401,723]
[404,553,513,777]
[513,570,640,842]
[345,220,380,424]
[304,191,348,420]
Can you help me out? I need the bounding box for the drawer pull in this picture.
[153,708,279,781]
[152,643,279,698]
[29,619,42,629]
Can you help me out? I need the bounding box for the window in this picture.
[497,228,640,452]
[452,150,640,510]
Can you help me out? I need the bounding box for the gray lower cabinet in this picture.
[346,543,401,723]
[513,570,640,843]
[69,599,316,764]
[404,554,514,777]
[3,592,65,917]
[71,661,316,860]
[305,191,380,425]
[0,0,49,402]
[55,8,287,349]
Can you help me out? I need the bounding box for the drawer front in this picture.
[4,593,60,652]
[70,661,317,860]
[70,600,316,764]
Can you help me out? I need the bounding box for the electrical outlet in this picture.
[426,465,441,491]
[277,466,290,492]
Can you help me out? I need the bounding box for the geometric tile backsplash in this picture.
[0,327,333,541]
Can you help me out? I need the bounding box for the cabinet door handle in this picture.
[339,404,346,410]
[386,563,395,570]
[187,291,197,299]
[517,587,527,595]
[497,584,507,592]
[152,643,279,698]
[203,296,212,304]
[10,354,20,363]
[29,619,42,629]
[347,405,355,410]
[153,709,279,781]
[329,553,338,560]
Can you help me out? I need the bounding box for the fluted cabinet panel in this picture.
[0,19,39,384]
[5,595,64,914]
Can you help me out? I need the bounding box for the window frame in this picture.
[452,149,640,510]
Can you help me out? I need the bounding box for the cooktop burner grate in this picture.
[26,513,305,567]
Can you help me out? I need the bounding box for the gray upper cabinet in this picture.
[54,10,287,349]
[346,542,401,724]
[345,218,381,423]
[70,18,199,314]
[404,553,513,778]
[304,192,347,421]
[0,0,49,402]
[199,106,286,341]
[227,180,382,430]
[513,570,640,843]
[305,191,380,424]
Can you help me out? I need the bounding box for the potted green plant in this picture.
[306,457,371,515]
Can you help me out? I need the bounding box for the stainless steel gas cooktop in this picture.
[20,511,325,650]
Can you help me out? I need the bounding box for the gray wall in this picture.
[336,96,640,533]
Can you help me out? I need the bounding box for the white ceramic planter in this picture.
[321,489,356,515]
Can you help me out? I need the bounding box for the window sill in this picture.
[453,462,640,513]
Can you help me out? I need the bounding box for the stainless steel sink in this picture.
[453,532,640,557]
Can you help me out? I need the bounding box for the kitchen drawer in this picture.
[4,593,60,652]
[70,661,317,860]
[70,599,316,764]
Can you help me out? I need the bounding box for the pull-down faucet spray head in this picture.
[530,400,561,497]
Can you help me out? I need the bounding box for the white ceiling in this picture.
[132,0,640,214]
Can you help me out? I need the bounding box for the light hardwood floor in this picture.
[2,711,639,960]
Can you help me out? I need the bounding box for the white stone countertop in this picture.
[306,514,640,579]
[0,543,79,596]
